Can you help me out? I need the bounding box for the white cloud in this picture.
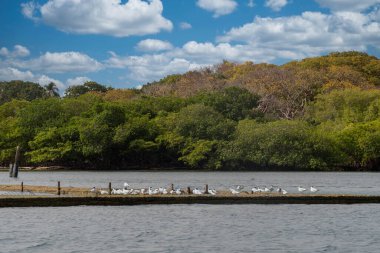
[0,45,30,58]
[315,0,380,12]
[0,67,34,80]
[106,41,280,83]
[179,22,192,30]
[21,1,40,22]
[136,39,173,52]
[16,52,102,73]
[0,67,65,91]
[66,76,91,87]
[105,7,380,84]
[22,0,173,37]
[265,0,288,11]
[196,0,238,17]
[248,0,255,8]
[13,45,30,58]
[0,47,9,57]
[218,11,380,55]
[36,75,65,91]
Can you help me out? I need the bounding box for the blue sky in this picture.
[1,0,380,92]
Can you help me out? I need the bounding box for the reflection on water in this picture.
[1,171,380,195]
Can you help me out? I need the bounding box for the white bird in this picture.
[192,188,202,195]
[100,190,108,195]
[282,189,288,195]
[252,187,259,193]
[90,187,96,192]
[257,187,264,192]
[140,188,146,195]
[230,188,240,195]
[264,187,270,192]
[158,187,165,194]
[122,188,131,194]
[162,188,168,194]
[236,185,244,190]
[310,186,319,192]
[175,188,182,195]
[148,187,155,195]
[209,189,217,195]
[298,186,306,192]
[123,182,129,189]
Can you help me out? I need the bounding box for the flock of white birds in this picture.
[90,182,319,196]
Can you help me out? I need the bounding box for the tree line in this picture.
[0,51,379,170]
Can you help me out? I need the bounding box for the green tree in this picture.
[64,81,112,97]
[0,81,46,105]
[195,87,260,121]
[44,82,60,97]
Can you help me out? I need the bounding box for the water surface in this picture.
[1,171,380,195]
[1,204,379,253]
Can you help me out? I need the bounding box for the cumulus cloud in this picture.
[248,0,255,8]
[179,22,192,30]
[0,67,34,80]
[106,40,282,83]
[0,67,65,91]
[196,0,238,17]
[315,0,380,12]
[265,0,288,11]
[21,0,173,37]
[66,76,91,87]
[0,45,30,58]
[0,47,9,57]
[16,52,102,73]
[105,7,380,84]
[218,11,380,56]
[136,39,173,52]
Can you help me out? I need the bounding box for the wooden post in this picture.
[57,181,61,196]
[108,182,112,195]
[171,184,174,191]
[9,163,13,178]
[187,187,191,194]
[204,184,209,194]
[21,181,24,192]
[12,146,20,178]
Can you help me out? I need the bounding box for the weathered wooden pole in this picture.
[21,181,24,192]
[9,163,13,177]
[108,182,112,195]
[204,184,209,194]
[187,187,191,194]
[12,146,20,178]
[57,181,61,195]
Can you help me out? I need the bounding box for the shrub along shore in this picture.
[0,52,379,171]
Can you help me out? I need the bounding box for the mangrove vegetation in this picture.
[0,51,379,170]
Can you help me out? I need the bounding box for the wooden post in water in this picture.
[187,187,191,194]
[12,146,20,178]
[108,182,112,195]
[171,184,174,191]
[21,181,24,192]
[9,163,13,177]
[204,184,209,194]
[57,181,61,196]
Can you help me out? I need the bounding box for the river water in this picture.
[1,171,380,195]
[1,204,380,253]
[1,172,380,252]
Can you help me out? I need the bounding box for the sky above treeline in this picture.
[1,0,380,91]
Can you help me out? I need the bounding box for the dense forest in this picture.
[0,51,379,170]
